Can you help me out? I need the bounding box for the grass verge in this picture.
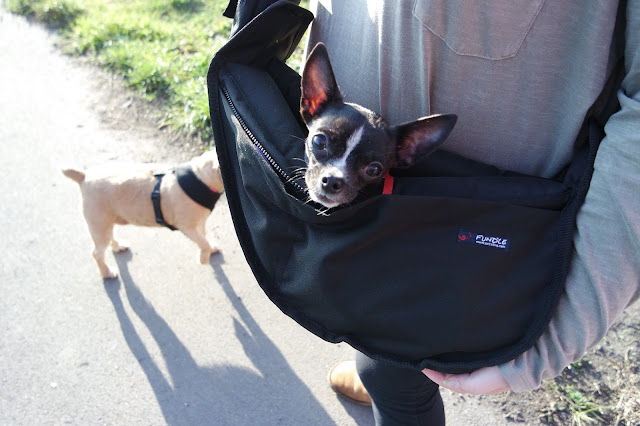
[8,0,308,144]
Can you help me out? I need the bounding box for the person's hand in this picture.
[422,366,510,395]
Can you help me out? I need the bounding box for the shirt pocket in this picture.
[413,0,545,60]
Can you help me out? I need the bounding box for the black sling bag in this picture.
[207,0,625,373]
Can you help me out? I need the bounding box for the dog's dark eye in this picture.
[312,134,328,152]
[364,162,383,178]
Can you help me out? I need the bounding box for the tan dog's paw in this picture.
[100,266,119,280]
[199,245,220,264]
[110,240,129,253]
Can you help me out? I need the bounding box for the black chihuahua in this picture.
[300,43,457,208]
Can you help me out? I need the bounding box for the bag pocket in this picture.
[413,0,545,59]
[392,174,569,209]
[277,194,562,369]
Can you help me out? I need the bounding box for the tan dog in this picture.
[62,149,224,279]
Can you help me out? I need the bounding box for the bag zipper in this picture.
[221,85,307,198]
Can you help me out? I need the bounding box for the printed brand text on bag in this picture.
[457,229,511,250]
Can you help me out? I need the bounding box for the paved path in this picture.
[0,6,512,425]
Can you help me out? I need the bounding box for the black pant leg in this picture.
[356,352,445,426]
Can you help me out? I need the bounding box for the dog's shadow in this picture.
[106,251,359,425]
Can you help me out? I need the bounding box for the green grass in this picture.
[8,0,84,28]
[563,386,605,425]
[540,359,611,425]
[7,0,309,143]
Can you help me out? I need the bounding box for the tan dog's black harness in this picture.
[152,164,221,231]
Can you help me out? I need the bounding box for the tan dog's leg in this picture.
[181,225,220,264]
[85,217,119,279]
[199,222,220,259]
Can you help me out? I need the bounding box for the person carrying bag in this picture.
[208,1,639,423]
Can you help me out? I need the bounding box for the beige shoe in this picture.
[328,361,372,406]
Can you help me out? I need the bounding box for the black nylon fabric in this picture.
[175,164,221,211]
[223,0,288,37]
[208,0,624,373]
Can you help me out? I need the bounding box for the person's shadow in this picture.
[106,250,371,425]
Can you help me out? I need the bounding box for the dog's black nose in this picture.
[321,176,344,194]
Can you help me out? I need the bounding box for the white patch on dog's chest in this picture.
[330,125,364,177]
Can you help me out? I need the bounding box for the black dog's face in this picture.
[303,103,396,208]
[300,43,457,209]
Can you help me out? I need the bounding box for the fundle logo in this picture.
[457,229,510,250]
[457,231,473,242]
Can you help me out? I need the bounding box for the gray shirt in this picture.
[306,0,640,391]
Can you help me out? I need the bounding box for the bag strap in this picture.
[571,0,626,156]
[224,0,304,38]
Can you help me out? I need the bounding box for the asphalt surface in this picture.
[0,6,513,425]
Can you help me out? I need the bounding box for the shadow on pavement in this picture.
[209,254,341,424]
[104,251,336,425]
[337,397,376,425]
[210,254,375,426]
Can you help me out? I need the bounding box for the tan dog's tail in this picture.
[62,168,86,184]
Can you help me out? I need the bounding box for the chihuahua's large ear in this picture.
[301,43,343,123]
[395,114,457,168]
